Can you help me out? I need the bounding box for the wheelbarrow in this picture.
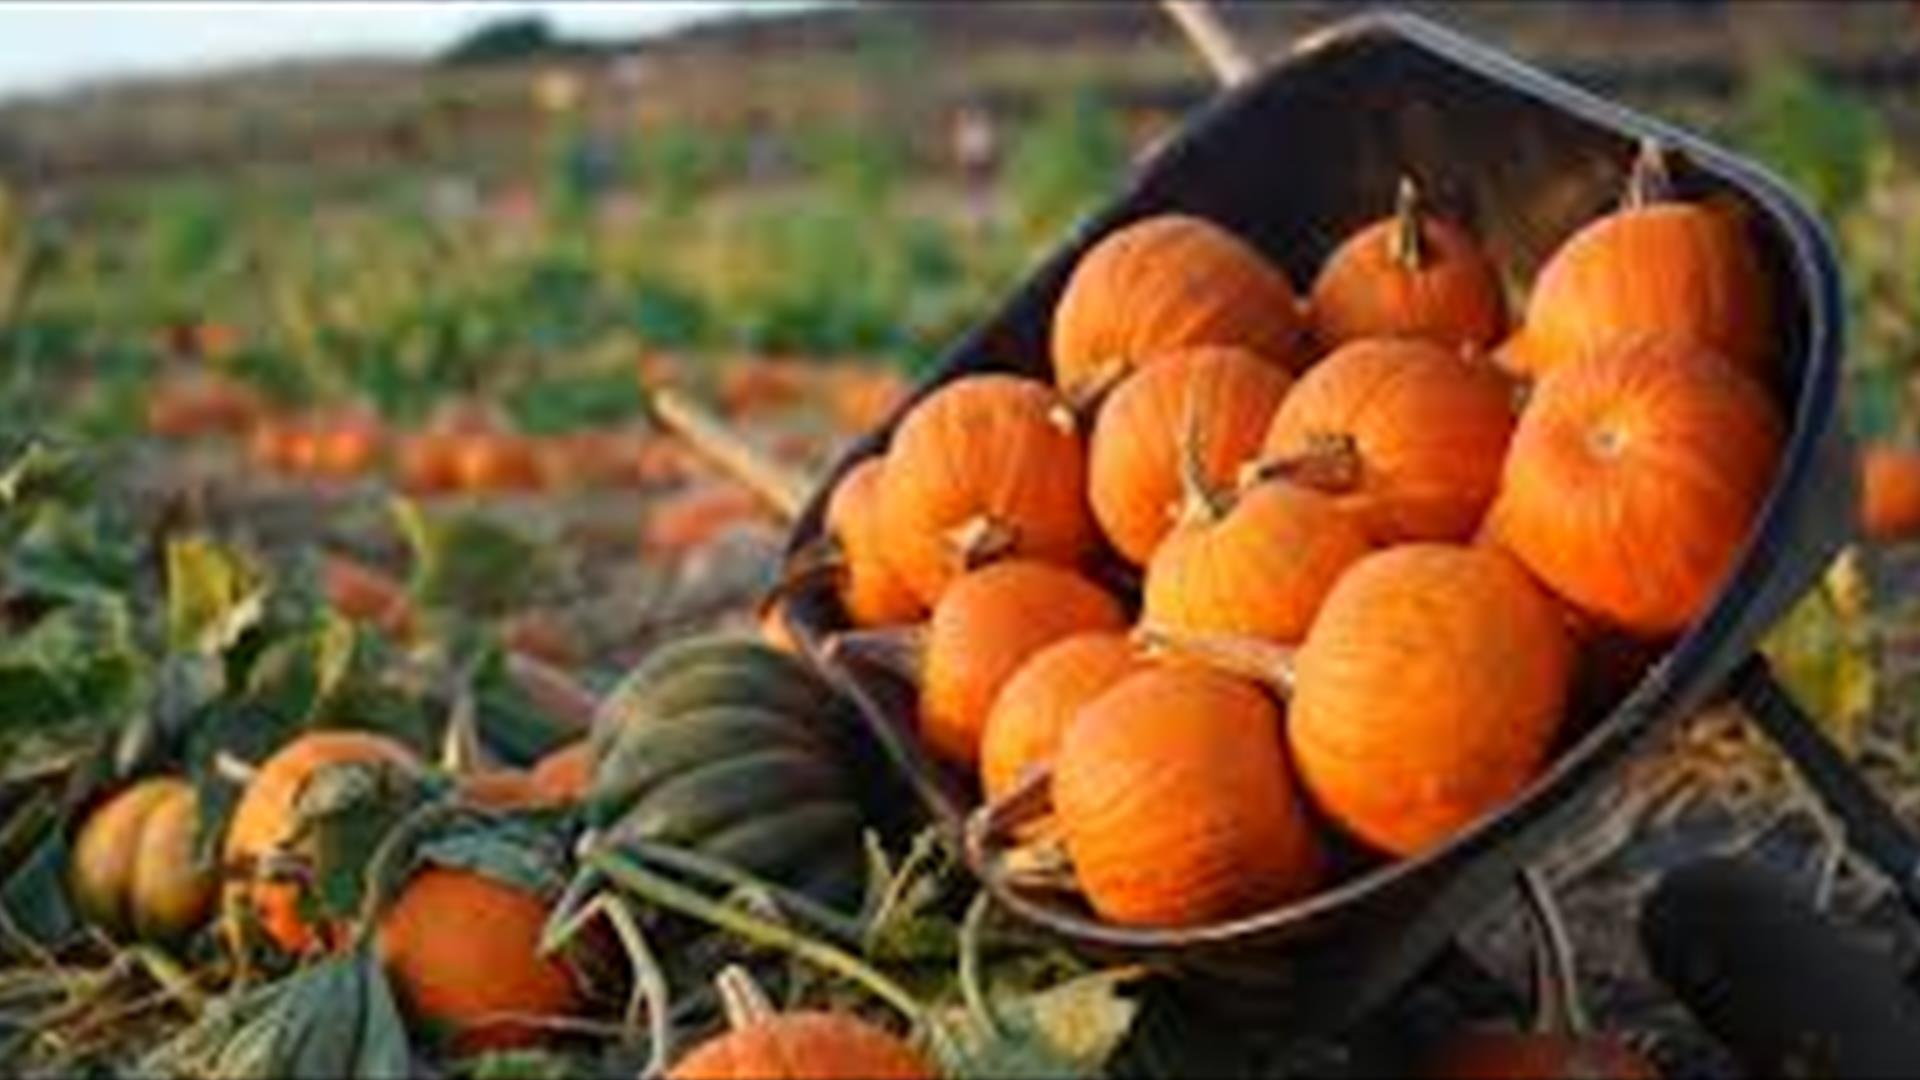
[759,1,1920,1062]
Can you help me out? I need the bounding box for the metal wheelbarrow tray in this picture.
[778,10,1861,1029]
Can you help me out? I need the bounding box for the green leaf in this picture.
[292,758,431,922]
[393,500,542,618]
[0,819,77,949]
[456,1048,583,1080]
[352,949,416,1079]
[166,536,268,655]
[1761,567,1875,752]
[245,611,358,725]
[115,650,225,778]
[932,968,1144,1080]
[416,815,569,900]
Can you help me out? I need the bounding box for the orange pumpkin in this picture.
[643,483,768,557]
[1143,480,1372,644]
[1051,214,1309,401]
[1254,337,1517,543]
[825,458,923,626]
[69,777,218,943]
[224,730,422,954]
[321,554,414,640]
[248,416,302,472]
[1088,345,1293,565]
[1500,146,1770,380]
[450,432,545,493]
[1289,545,1572,857]
[145,373,265,439]
[538,429,649,490]
[877,375,1094,605]
[377,867,582,1052]
[1310,177,1507,351]
[979,631,1140,803]
[1486,336,1783,638]
[1423,1031,1659,1080]
[309,409,385,480]
[669,966,932,1080]
[1858,444,1920,542]
[719,358,811,417]
[529,739,593,803]
[920,560,1125,768]
[394,432,462,495]
[1054,664,1323,926]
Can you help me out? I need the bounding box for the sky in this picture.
[0,2,815,102]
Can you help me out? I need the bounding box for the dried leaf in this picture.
[1761,575,1875,752]
[166,536,268,656]
[933,967,1145,1079]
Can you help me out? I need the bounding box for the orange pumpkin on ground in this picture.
[1088,345,1293,565]
[719,358,811,417]
[1423,1031,1659,1080]
[669,966,932,1080]
[1858,444,1920,542]
[248,416,307,473]
[643,483,769,557]
[538,429,649,490]
[920,560,1126,768]
[450,432,545,493]
[824,458,923,626]
[1486,336,1783,639]
[309,410,385,480]
[69,777,218,943]
[376,866,583,1053]
[1254,336,1518,543]
[395,432,462,495]
[979,631,1140,803]
[1290,545,1573,857]
[1051,214,1309,402]
[321,554,415,640]
[1500,145,1770,380]
[1054,664,1323,926]
[530,739,593,803]
[1309,177,1507,351]
[224,730,422,954]
[877,375,1094,605]
[145,373,265,439]
[1144,480,1372,645]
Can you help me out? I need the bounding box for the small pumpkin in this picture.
[529,738,592,803]
[979,631,1140,804]
[145,373,265,439]
[450,432,544,493]
[1501,142,1771,380]
[321,554,414,640]
[377,866,583,1052]
[395,432,461,495]
[1423,1031,1659,1080]
[1486,336,1783,638]
[1309,177,1507,351]
[1290,545,1572,856]
[877,375,1094,605]
[824,458,923,626]
[247,415,304,473]
[1858,444,1920,542]
[719,358,811,417]
[69,777,218,943]
[1051,214,1309,401]
[224,730,423,954]
[643,483,769,557]
[1054,664,1323,926]
[589,637,869,908]
[1088,345,1293,565]
[669,965,932,1080]
[309,409,385,480]
[1143,480,1372,645]
[920,559,1126,769]
[1252,336,1518,543]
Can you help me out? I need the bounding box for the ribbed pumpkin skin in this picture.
[1261,338,1518,543]
[1290,546,1572,857]
[69,778,217,943]
[224,731,421,954]
[1055,665,1323,926]
[1310,213,1506,351]
[921,561,1126,768]
[1143,482,1372,644]
[1859,444,1920,542]
[1423,1031,1660,1080]
[877,375,1094,605]
[1486,337,1783,639]
[1088,346,1294,565]
[979,632,1140,802]
[1051,215,1309,399]
[669,1012,933,1080]
[376,868,582,1053]
[825,458,923,625]
[1502,202,1770,380]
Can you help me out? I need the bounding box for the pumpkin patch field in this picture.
[5,3,1920,1078]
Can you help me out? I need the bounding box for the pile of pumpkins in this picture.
[812,149,1786,931]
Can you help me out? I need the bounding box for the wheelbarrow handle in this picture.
[1731,653,1920,918]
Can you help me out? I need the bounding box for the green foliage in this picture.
[442,15,558,66]
[1737,60,1883,221]
[1006,91,1128,241]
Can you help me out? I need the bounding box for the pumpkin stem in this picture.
[715,964,778,1032]
[1519,866,1591,1038]
[213,751,261,787]
[1174,373,1236,526]
[1065,359,1132,418]
[1390,175,1428,270]
[1624,138,1672,210]
[965,765,1061,877]
[824,625,927,686]
[1132,625,1296,696]
[1238,432,1363,496]
[947,513,1019,570]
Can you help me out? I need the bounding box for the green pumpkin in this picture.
[586,637,869,908]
